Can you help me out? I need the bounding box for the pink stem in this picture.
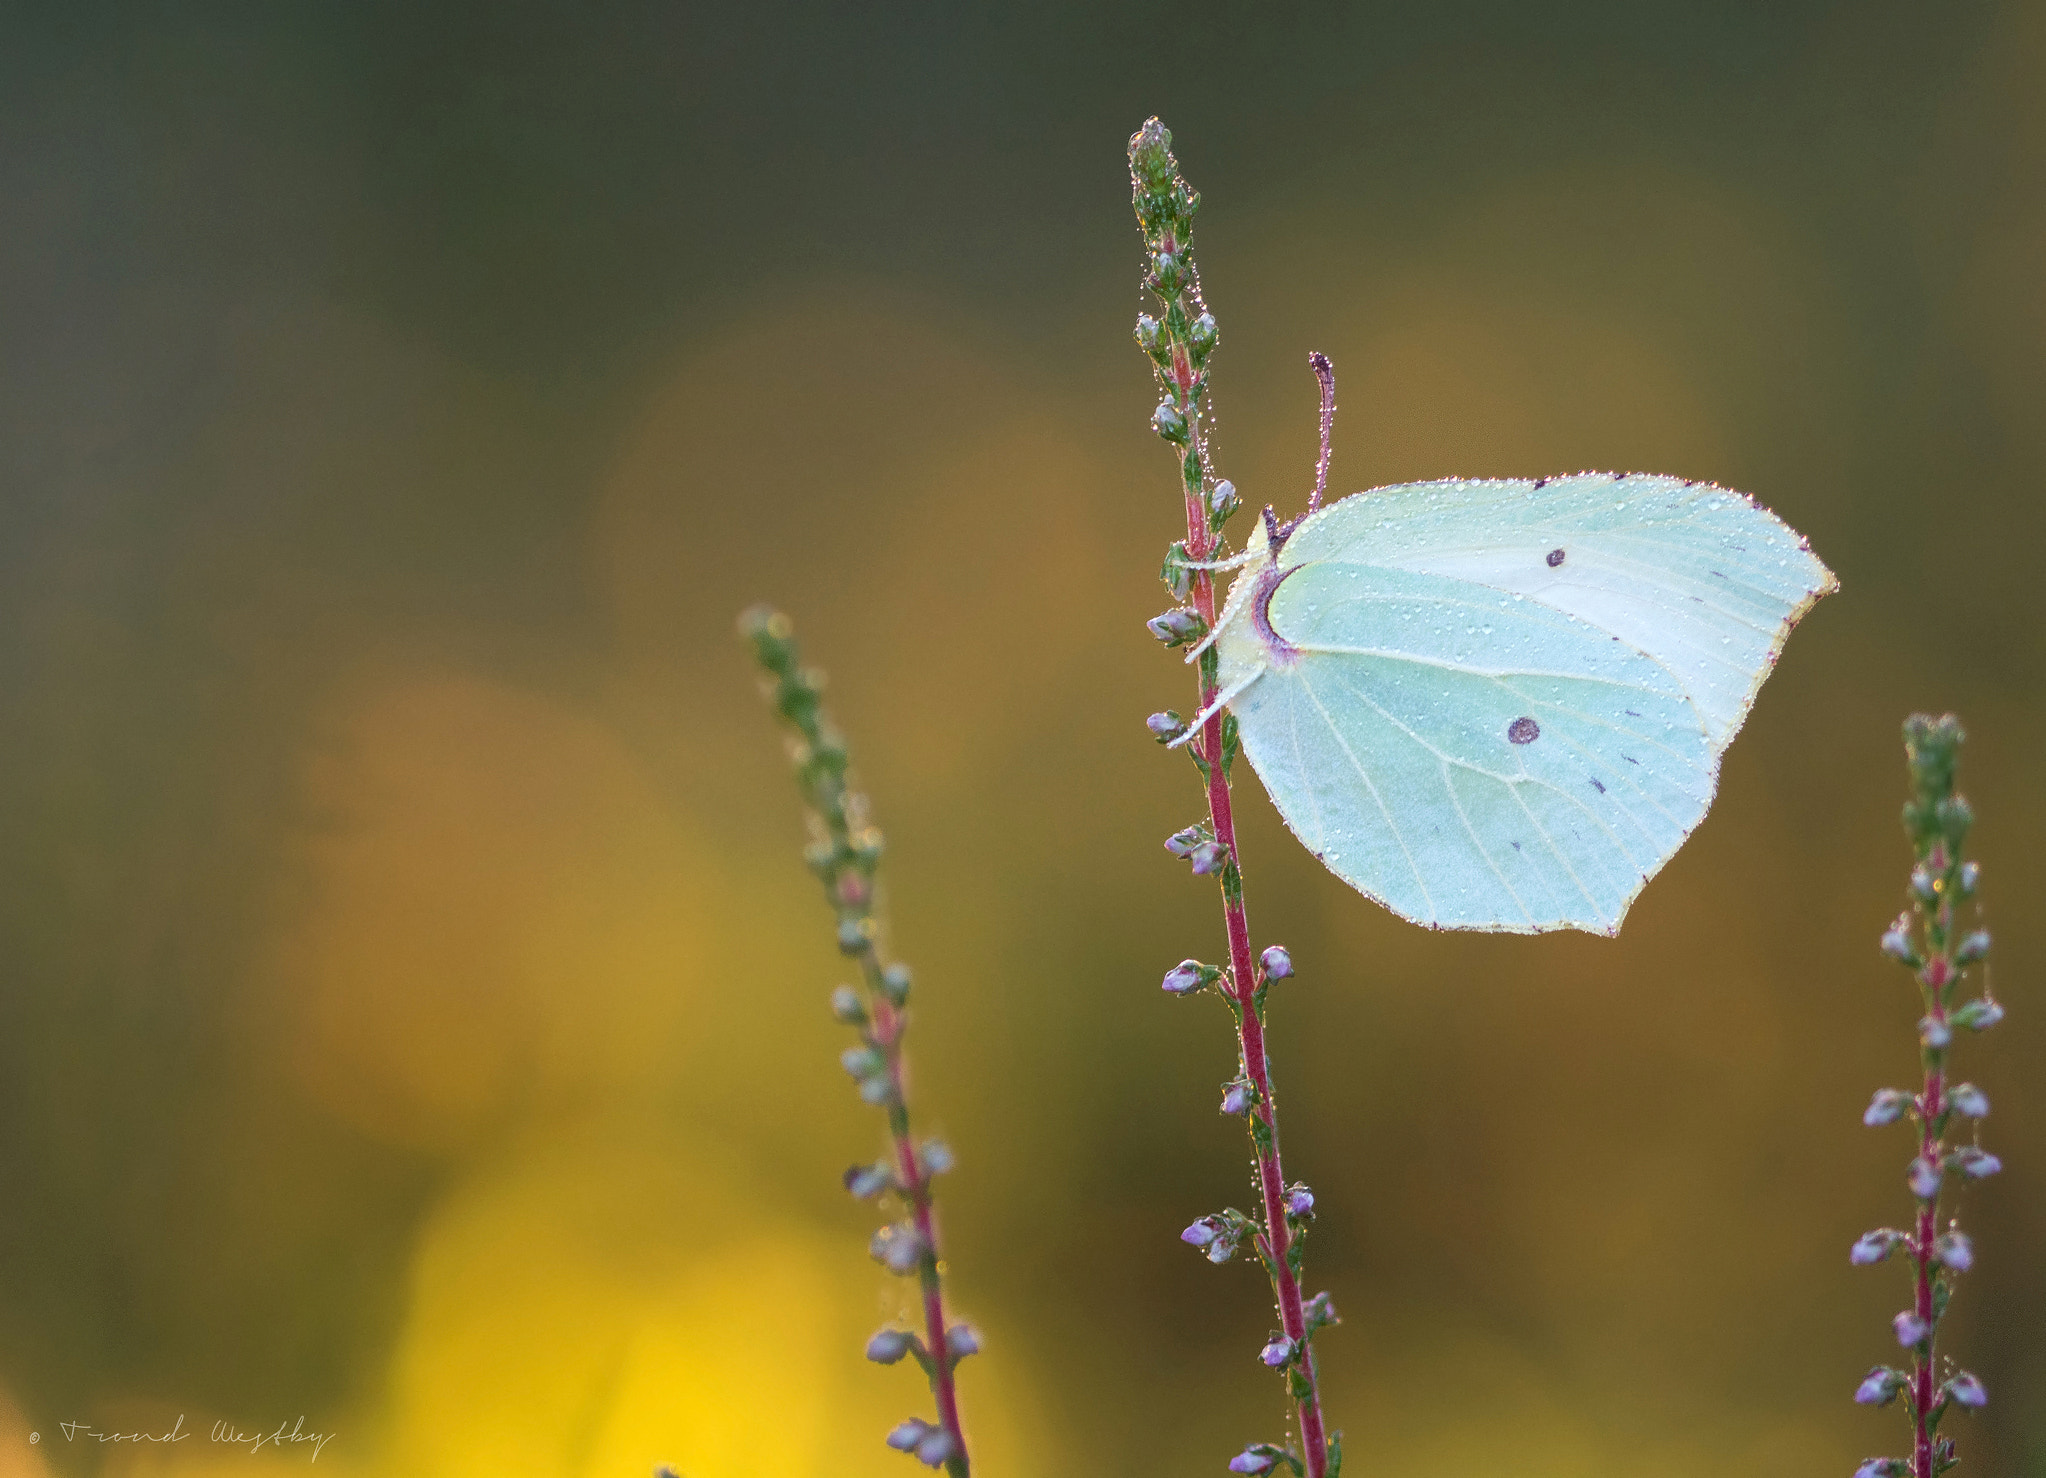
[1179,354,1331,1478]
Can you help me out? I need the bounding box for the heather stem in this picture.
[1132,117,1334,1478]
[740,608,971,1478]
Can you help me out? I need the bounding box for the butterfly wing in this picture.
[1215,473,1836,935]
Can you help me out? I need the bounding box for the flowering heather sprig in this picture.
[738,606,973,1477]
[1850,715,2000,1478]
[1131,118,1342,1478]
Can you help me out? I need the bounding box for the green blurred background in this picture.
[2,3,2040,1475]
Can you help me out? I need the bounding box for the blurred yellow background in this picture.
[1,4,2040,1475]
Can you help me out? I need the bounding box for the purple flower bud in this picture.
[914,1428,959,1467]
[1208,480,1241,522]
[1955,929,1991,964]
[1134,314,1162,351]
[1919,1015,1952,1050]
[1879,918,1918,965]
[842,1045,885,1079]
[1162,959,1215,996]
[1148,710,1189,743]
[1933,1232,1974,1272]
[1851,1229,1908,1266]
[859,1074,898,1106]
[1190,840,1229,875]
[867,1328,916,1364]
[946,1324,980,1359]
[1957,861,1980,895]
[1260,944,1293,980]
[1892,1311,1930,1348]
[831,985,868,1024]
[1302,1291,1339,1332]
[871,1224,926,1276]
[1190,312,1219,350]
[1950,1145,2002,1180]
[1228,1449,1279,1476]
[838,915,873,954]
[1164,826,1206,858]
[1908,1156,1943,1200]
[1220,1081,1254,1116]
[886,1420,931,1452]
[1944,1371,1988,1409]
[1260,1336,1296,1367]
[1152,401,1189,444]
[1910,865,1938,902]
[1855,1366,1907,1406]
[844,1162,892,1199]
[1285,1185,1315,1219]
[1863,1089,1913,1127]
[1948,1082,1989,1118]
[1853,1460,1907,1478]
[920,1140,954,1175]
[1182,1215,1223,1250]
[1951,996,2004,1032]
[880,963,913,1005]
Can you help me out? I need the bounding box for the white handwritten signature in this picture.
[51,1414,335,1462]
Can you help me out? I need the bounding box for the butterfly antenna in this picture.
[1308,351,1335,514]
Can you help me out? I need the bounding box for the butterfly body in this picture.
[1209,472,1836,935]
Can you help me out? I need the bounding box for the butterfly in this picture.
[1179,368,1835,935]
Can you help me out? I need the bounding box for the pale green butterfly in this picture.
[1179,424,1835,936]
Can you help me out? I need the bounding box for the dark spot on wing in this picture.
[1532,476,1550,488]
[1507,716,1540,745]
[1546,548,1566,567]
[1590,778,1606,794]
[1709,570,1727,579]
[1622,754,1640,765]
[1624,710,1641,717]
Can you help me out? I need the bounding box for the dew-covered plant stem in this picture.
[740,607,973,1477]
[1850,715,2001,1478]
[1131,119,1339,1478]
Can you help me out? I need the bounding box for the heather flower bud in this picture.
[1260,1335,1296,1367]
[914,1429,959,1467]
[859,1074,898,1106]
[1228,1448,1279,1476]
[1947,1082,1989,1118]
[1955,928,1991,964]
[1919,1015,1952,1050]
[1951,996,2003,1031]
[1208,479,1241,523]
[1957,860,1980,895]
[1863,1089,1913,1127]
[1260,944,1294,980]
[838,915,874,954]
[1150,251,1183,292]
[1190,312,1218,351]
[1944,1371,1988,1409]
[919,1140,955,1175]
[886,1419,932,1453]
[870,1224,926,1275]
[1162,959,1219,996]
[1285,1185,1315,1219]
[1853,1460,1907,1478]
[880,963,912,1006]
[1302,1291,1339,1333]
[866,1328,917,1364]
[1181,1215,1224,1250]
[1879,919,1919,965]
[1147,607,1205,645]
[1851,1229,1908,1266]
[1892,1311,1930,1348]
[1134,314,1163,351]
[1908,1156,1943,1199]
[1933,1231,1973,1271]
[946,1325,981,1360]
[831,985,868,1025]
[842,1045,886,1079]
[1152,400,1189,443]
[1189,839,1229,875]
[1855,1366,1907,1406]
[1164,825,1206,858]
[844,1162,892,1199]
[1220,1080,1254,1116]
[1936,794,1973,846]
[1910,864,1938,903]
[1949,1145,2001,1180]
[1147,710,1189,744]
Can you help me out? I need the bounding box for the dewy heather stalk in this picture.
[1130,119,1342,1478]
[738,607,975,1477]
